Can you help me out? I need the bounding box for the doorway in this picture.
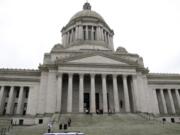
[96,93,100,111]
[84,93,90,112]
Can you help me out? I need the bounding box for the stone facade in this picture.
[0,2,179,124]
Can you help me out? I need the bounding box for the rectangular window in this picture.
[39,119,43,124]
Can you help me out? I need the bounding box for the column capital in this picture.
[68,73,73,77]
[57,73,63,77]
[101,74,107,78]
[90,73,95,78]
[112,74,118,78]
[123,74,128,78]
[79,73,84,77]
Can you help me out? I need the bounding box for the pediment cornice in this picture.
[55,52,138,66]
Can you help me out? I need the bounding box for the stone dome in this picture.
[61,2,114,51]
[66,2,108,28]
[69,10,105,23]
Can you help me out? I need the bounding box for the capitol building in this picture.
[0,2,180,125]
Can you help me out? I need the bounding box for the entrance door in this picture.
[84,93,90,112]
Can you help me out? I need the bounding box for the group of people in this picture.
[47,118,71,133]
[59,118,71,131]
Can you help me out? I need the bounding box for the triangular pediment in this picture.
[64,54,130,65]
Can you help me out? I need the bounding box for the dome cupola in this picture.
[61,2,114,51]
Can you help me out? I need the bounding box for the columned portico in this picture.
[58,72,136,114]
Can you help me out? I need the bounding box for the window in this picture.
[171,118,175,123]
[39,119,43,124]
[19,119,24,125]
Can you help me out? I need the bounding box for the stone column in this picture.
[62,34,64,45]
[132,75,138,112]
[16,87,24,114]
[70,30,73,43]
[123,75,130,112]
[97,26,101,40]
[152,89,160,114]
[112,74,120,113]
[67,73,73,113]
[111,36,114,49]
[66,32,70,45]
[110,36,114,50]
[56,74,62,112]
[168,89,176,114]
[104,31,106,42]
[101,28,104,41]
[78,25,83,40]
[0,86,4,114]
[79,74,84,113]
[160,89,168,114]
[90,74,96,113]
[6,87,14,114]
[102,74,108,113]
[107,33,110,44]
[86,26,88,40]
[175,89,180,109]
[75,26,79,41]
[64,34,67,45]
[63,34,66,45]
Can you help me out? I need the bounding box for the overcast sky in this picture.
[0,0,180,73]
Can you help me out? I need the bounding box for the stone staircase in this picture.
[6,114,180,135]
